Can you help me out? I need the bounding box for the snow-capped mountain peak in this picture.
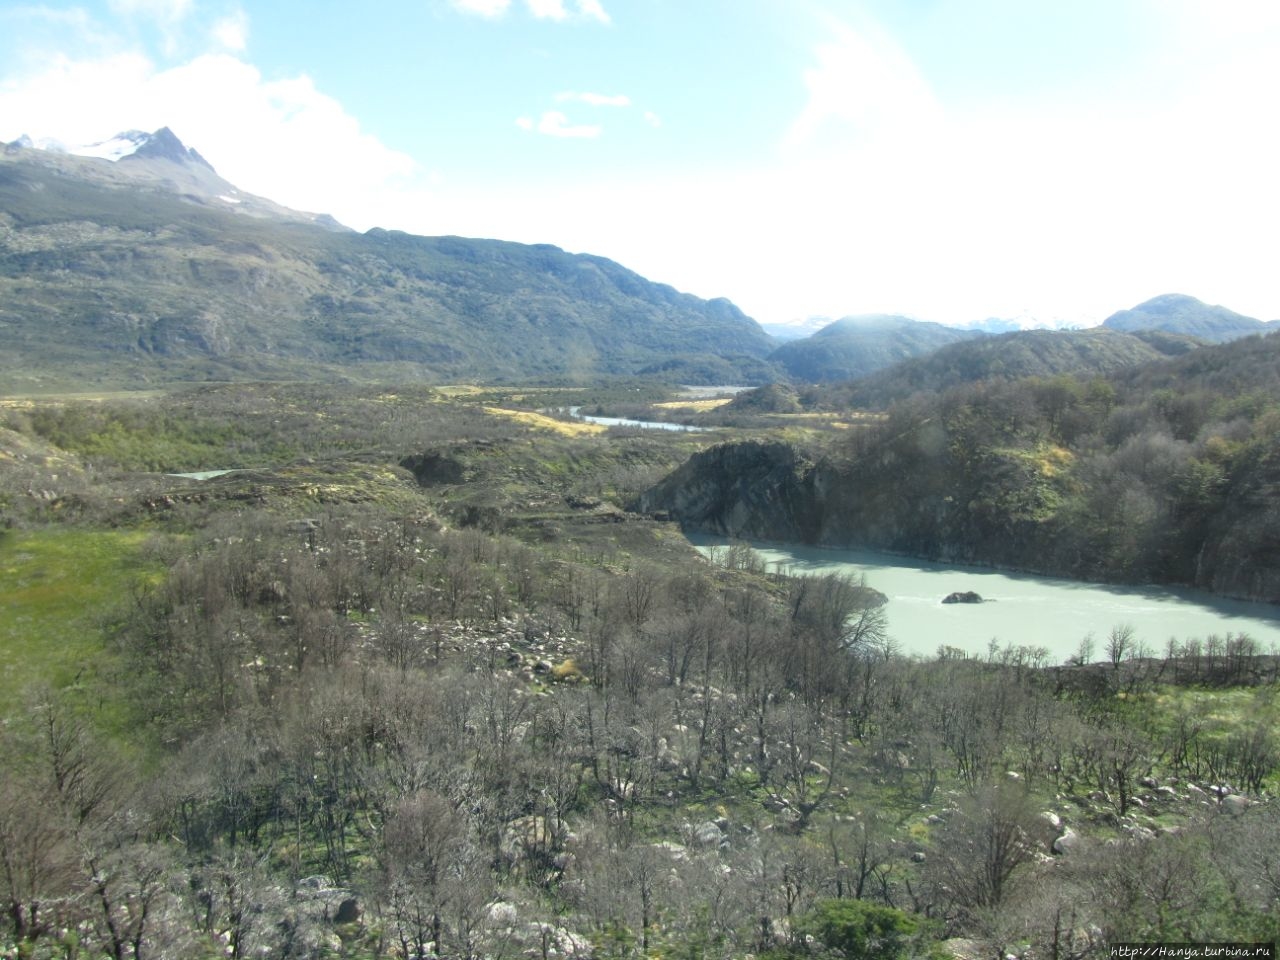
[74,129,155,161]
[9,127,213,170]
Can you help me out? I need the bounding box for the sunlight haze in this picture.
[2,0,1277,328]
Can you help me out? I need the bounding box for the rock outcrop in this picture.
[636,440,821,542]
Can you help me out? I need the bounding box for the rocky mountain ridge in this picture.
[0,129,776,387]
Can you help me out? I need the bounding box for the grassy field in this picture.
[0,526,163,735]
[482,405,608,437]
[0,390,167,405]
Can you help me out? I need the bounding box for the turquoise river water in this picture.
[690,535,1280,663]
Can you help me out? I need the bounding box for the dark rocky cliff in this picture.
[636,441,822,543]
[638,434,1280,604]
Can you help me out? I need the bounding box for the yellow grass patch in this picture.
[653,397,734,411]
[777,411,886,424]
[482,406,607,437]
[0,390,165,406]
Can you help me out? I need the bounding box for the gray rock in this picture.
[694,820,726,847]
[1222,794,1251,815]
[487,901,519,926]
[1053,828,1080,855]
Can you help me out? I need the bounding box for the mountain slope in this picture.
[822,327,1201,410]
[4,128,344,231]
[0,132,776,387]
[768,314,981,382]
[1102,293,1274,342]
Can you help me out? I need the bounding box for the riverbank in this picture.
[691,534,1280,663]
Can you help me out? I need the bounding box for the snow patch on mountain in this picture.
[72,130,153,161]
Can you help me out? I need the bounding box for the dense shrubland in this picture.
[647,333,1280,600]
[1,384,1279,959]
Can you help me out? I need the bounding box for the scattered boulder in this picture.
[1030,812,1063,851]
[1221,794,1251,815]
[487,901,519,926]
[693,820,727,848]
[521,922,593,957]
[652,841,689,861]
[502,815,567,863]
[944,938,990,960]
[1053,828,1080,855]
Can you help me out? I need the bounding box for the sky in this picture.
[1,0,1278,329]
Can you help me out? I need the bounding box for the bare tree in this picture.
[925,784,1039,925]
[1106,624,1136,670]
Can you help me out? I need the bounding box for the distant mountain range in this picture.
[2,128,1274,390]
[768,314,982,382]
[759,295,1273,385]
[0,129,775,388]
[1101,293,1275,342]
[822,327,1202,410]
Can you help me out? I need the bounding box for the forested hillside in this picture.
[1102,293,1275,342]
[643,333,1280,600]
[767,315,981,383]
[801,328,1199,411]
[0,149,776,388]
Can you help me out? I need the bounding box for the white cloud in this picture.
[785,21,940,151]
[452,0,606,23]
[516,109,601,138]
[526,0,567,20]
[574,0,609,23]
[450,0,510,18]
[555,90,629,107]
[211,10,248,53]
[108,0,194,22]
[523,0,609,22]
[105,0,196,56]
[0,52,428,231]
[643,110,660,127]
